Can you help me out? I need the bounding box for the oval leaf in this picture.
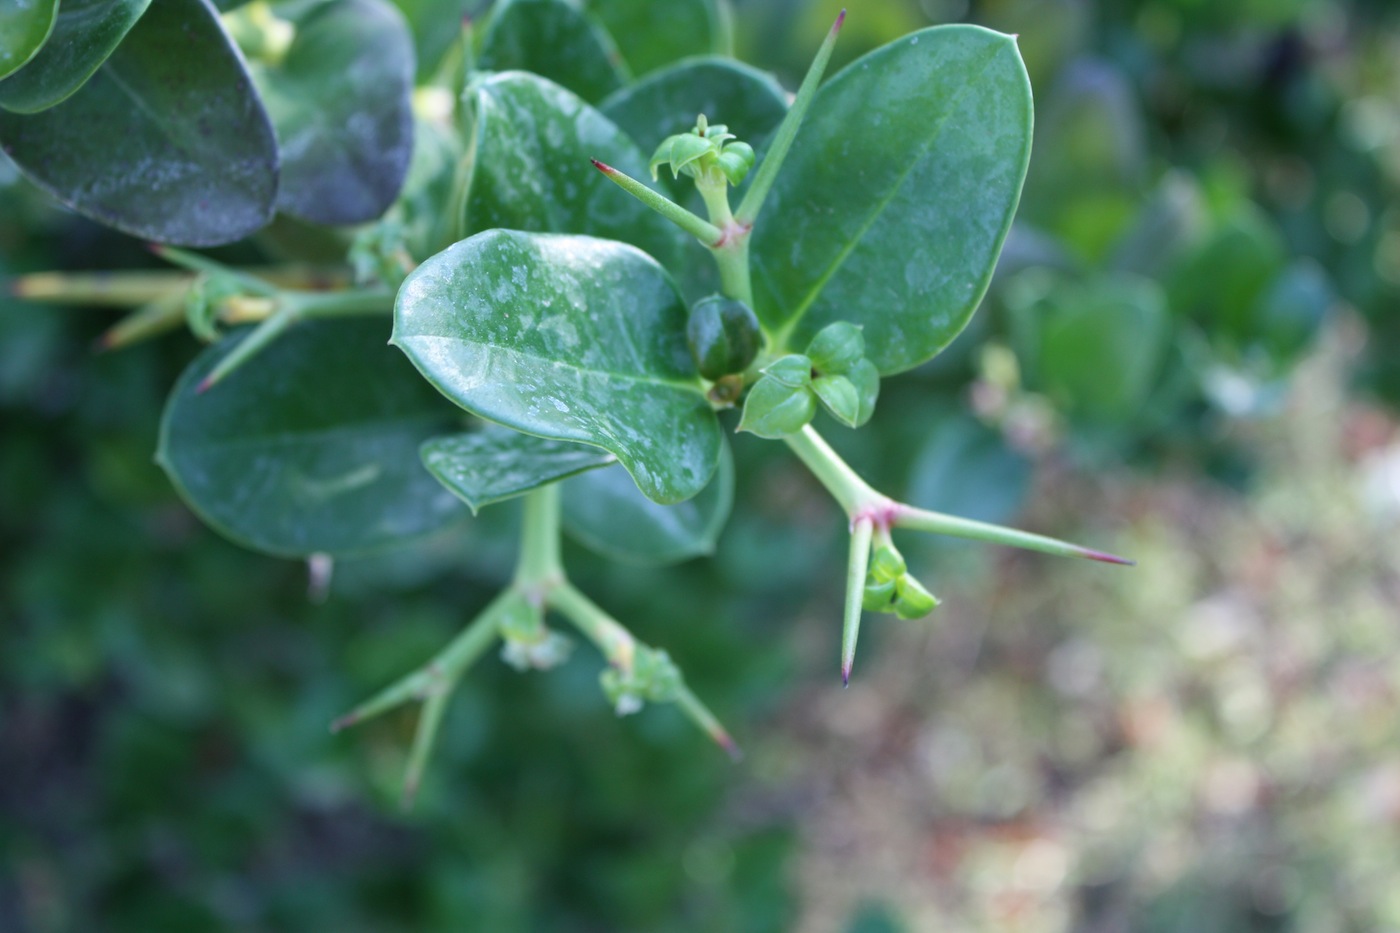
[252,0,415,225]
[0,0,152,114]
[394,229,721,504]
[422,427,615,514]
[462,71,687,275]
[562,437,734,565]
[478,0,626,104]
[583,0,730,77]
[158,319,466,558]
[0,0,278,245]
[751,26,1033,375]
[0,0,58,80]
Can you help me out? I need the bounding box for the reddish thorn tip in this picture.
[93,334,116,354]
[1084,548,1135,567]
[716,733,744,763]
[400,782,420,812]
[841,665,851,688]
[834,9,846,30]
[590,159,614,173]
[329,714,357,734]
[194,377,214,395]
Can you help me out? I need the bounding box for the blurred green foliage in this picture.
[4,0,1400,930]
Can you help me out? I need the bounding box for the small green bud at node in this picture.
[894,575,940,619]
[687,295,762,380]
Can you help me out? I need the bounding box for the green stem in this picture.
[842,516,873,685]
[97,293,187,351]
[515,485,565,588]
[734,9,845,226]
[150,244,279,297]
[195,288,393,392]
[290,287,394,319]
[782,424,888,516]
[591,160,723,245]
[547,582,636,669]
[329,591,511,733]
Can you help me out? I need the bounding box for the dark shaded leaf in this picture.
[478,0,625,104]
[561,437,733,565]
[0,0,278,245]
[253,0,415,225]
[583,0,729,77]
[158,319,466,557]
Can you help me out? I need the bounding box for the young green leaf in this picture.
[394,230,722,505]
[738,356,818,438]
[561,438,734,565]
[478,0,626,104]
[847,359,879,427]
[751,26,1033,374]
[0,0,278,246]
[421,427,615,514]
[251,0,415,225]
[806,321,864,375]
[812,374,860,428]
[158,320,467,558]
[0,0,58,80]
[0,0,151,114]
[461,72,688,277]
[583,0,730,77]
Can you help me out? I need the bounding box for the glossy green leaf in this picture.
[0,0,278,245]
[421,427,615,514]
[751,26,1033,375]
[478,0,625,104]
[561,437,734,565]
[0,0,151,113]
[461,71,687,276]
[583,0,729,77]
[0,0,58,80]
[737,355,816,438]
[158,319,467,558]
[394,229,721,505]
[252,0,414,225]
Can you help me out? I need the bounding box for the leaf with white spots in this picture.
[393,230,721,505]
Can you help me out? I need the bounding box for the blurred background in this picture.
[4,0,1400,930]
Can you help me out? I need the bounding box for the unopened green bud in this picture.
[894,575,939,620]
[651,132,713,180]
[687,295,762,380]
[599,646,684,715]
[862,578,896,612]
[868,546,906,583]
[813,374,860,427]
